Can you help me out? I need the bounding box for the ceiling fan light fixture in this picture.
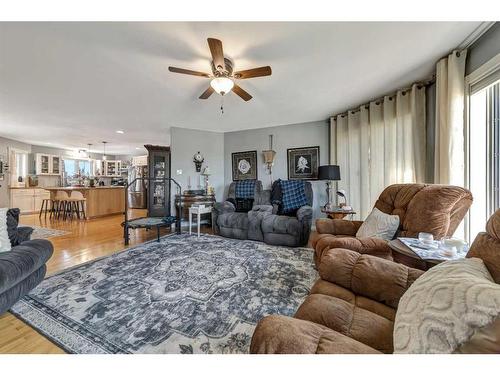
[210,77,234,96]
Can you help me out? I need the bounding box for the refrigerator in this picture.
[127,165,147,209]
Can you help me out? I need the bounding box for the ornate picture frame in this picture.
[287,146,320,180]
[231,150,258,181]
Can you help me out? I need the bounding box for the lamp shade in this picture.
[210,77,234,95]
[318,165,340,180]
[262,150,276,164]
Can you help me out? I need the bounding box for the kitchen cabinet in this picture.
[36,154,61,175]
[10,188,51,214]
[105,160,121,177]
[132,155,148,166]
[98,160,121,177]
[93,160,122,177]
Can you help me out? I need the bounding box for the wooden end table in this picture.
[321,207,356,219]
[388,238,466,270]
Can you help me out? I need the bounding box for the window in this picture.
[466,57,500,242]
[15,152,28,179]
[63,158,92,177]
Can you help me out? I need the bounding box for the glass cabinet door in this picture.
[51,156,60,174]
[106,161,116,176]
[147,149,170,217]
[152,155,166,208]
[40,155,49,174]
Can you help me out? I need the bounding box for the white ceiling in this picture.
[0,22,483,155]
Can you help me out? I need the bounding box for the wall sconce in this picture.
[262,135,276,182]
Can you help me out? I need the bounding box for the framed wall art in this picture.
[232,150,258,181]
[287,146,319,180]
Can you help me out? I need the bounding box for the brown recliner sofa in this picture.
[312,184,473,268]
[250,210,500,354]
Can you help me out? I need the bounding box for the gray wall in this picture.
[0,136,32,207]
[170,127,225,202]
[223,120,329,221]
[466,22,500,75]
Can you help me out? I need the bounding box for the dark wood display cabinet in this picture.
[145,145,171,217]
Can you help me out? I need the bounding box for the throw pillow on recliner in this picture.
[280,180,308,214]
[356,207,400,241]
[227,198,254,213]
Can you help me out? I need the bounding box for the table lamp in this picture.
[318,165,340,210]
[201,166,211,194]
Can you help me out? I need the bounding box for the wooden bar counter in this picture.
[44,186,125,219]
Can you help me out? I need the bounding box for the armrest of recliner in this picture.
[17,226,34,244]
[318,248,424,308]
[297,205,313,221]
[0,239,54,295]
[315,236,394,260]
[213,201,236,215]
[251,204,273,213]
[315,218,364,236]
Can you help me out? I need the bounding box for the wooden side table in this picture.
[321,207,356,219]
[175,192,215,221]
[189,206,213,237]
[388,238,466,270]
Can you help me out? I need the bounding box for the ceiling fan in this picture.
[168,38,272,102]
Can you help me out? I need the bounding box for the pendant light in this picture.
[102,141,108,161]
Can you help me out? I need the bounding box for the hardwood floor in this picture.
[0,211,315,354]
[0,209,211,354]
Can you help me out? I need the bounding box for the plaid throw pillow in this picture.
[235,180,256,199]
[280,180,308,213]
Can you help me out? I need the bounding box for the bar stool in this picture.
[53,191,70,220]
[66,191,87,220]
[39,197,53,219]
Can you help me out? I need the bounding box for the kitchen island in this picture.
[44,186,125,219]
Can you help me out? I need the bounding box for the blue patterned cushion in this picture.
[280,180,308,213]
[235,180,256,199]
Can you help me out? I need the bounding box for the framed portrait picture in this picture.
[287,146,320,180]
[232,150,258,181]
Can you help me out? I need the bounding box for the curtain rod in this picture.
[331,75,435,118]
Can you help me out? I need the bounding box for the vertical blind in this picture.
[330,84,426,219]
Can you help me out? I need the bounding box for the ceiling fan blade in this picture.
[199,86,215,99]
[168,66,210,78]
[234,66,272,79]
[232,84,252,101]
[207,38,225,72]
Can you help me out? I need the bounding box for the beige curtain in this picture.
[434,50,467,185]
[331,84,426,219]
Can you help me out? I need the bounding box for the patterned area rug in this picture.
[30,226,70,240]
[11,234,317,354]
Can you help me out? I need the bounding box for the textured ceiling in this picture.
[0,22,482,154]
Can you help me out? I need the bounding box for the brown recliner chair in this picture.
[312,184,473,268]
[250,209,500,354]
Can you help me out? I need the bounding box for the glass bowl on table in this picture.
[439,237,469,256]
[418,232,434,246]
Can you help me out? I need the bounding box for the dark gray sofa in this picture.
[213,180,313,247]
[0,208,53,315]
